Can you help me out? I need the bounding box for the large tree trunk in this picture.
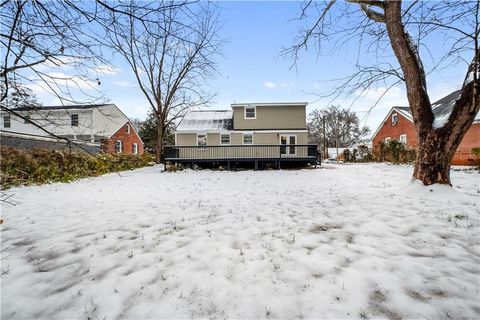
[384,1,479,185]
[155,119,164,164]
[413,131,452,185]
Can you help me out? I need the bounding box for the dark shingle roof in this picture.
[393,90,479,126]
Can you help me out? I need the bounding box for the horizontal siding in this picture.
[176,133,196,145]
[233,105,306,130]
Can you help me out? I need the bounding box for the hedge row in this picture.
[0,147,155,189]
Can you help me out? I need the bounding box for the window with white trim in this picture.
[243,133,253,144]
[399,134,407,144]
[115,140,123,153]
[245,106,256,119]
[3,115,11,128]
[126,124,131,134]
[391,113,398,126]
[132,143,138,154]
[220,133,230,145]
[385,137,391,143]
[71,114,79,126]
[197,134,207,146]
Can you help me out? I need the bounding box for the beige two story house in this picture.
[166,102,319,169]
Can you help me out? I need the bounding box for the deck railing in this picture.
[164,144,319,162]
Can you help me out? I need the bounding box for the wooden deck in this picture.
[164,144,320,169]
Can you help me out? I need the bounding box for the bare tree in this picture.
[287,0,479,185]
[106,1,221,163]
[0,1,180,145]
[308,106,370,158]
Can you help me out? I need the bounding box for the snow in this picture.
[1,164,479,319]
[176,110,233,131]
[432,99,456,129]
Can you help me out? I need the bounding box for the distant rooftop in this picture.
[231,102,308,107]
[11,104,114,112]
[176,110,233,132]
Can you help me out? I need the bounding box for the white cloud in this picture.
[93,65,121,75]
[46,72,98,90]
[113,81,135,88]
[264,81,295,89]
[264,81,276,89]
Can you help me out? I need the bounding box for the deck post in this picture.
[278,160,281,170]
[254,160,258,171]
[227,161,231,170]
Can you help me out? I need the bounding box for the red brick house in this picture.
[372,91,480,165]
[101,121,144,155]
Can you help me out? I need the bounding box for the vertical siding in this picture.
[233,105,306,130]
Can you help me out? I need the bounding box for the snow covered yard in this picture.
[1,164,479,319]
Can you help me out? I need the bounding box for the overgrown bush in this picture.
[0,147,155,189]
[472,147,480,167]
[343,145,374,163]
[374,140,416,164]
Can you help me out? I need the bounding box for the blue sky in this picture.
[31,1,470,135]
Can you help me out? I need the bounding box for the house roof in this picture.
[231,102,308,107]
[11,104,113,111]
[371,90,479,140]
[176,110,233,132]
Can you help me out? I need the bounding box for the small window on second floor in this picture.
[3,115,11,128]
[245,106,256,119]
[126,124,131,134]
[71,114,79,126]
[391,113,398,126]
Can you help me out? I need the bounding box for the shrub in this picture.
[343,145,374,163]
[0,147,155,189]
[375,140,416,164]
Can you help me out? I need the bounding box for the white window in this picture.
[197,134,207,146]
[385,137,391,143]
[71,114,79,126]
[115,140,123,153]
[399,134,407,144]
[3,115,11,128]
[245,106,256,119]
[220,133,230,145]
[126,124,131,134]
[391,113,398,126]
[243,133,253,144]
[132,143,138,154]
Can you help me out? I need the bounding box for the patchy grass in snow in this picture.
[1,164,479,319]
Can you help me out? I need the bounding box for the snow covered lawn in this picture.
[1,164,479,319]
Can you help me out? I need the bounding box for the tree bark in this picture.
[155,117,164,164]
[384,0,479,185]
[412,84,479,185]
